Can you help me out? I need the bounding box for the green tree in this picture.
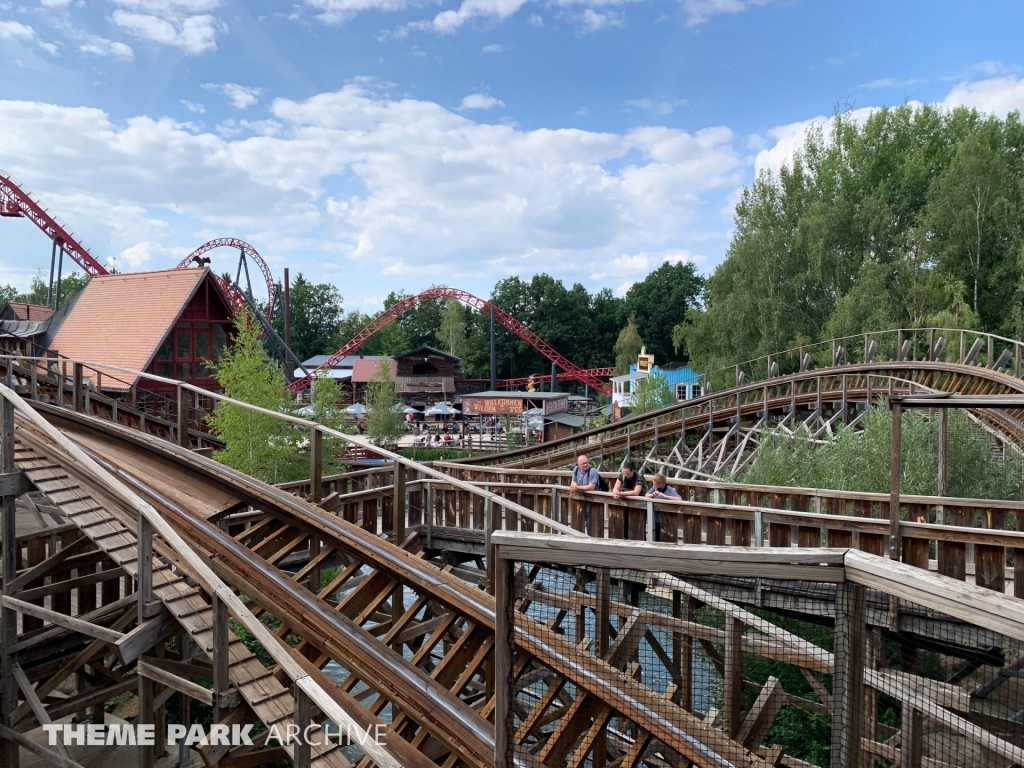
[385,289,444,349]
[364,358,405,446]
[613,315,644,374]
[927,129,1014,319]
[276,274,343,361]
[0,285,16,304]
[436,298,468,358]
[677,104,1024,372]
[623,260,703,363]
[631,372,672,414]
[207,311,305,483]
[311,375,353,474]
[374,320,411,355]
[10,270,90,308]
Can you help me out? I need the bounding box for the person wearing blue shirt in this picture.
[646,473,680,499]
[570,455,600,492]
[646,472,680,541]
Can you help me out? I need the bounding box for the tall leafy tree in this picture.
[207,312,305,483]
[622,261,702,363]
[365,358,405,446]
[677,104,1024,375]
[613,315,644,374]
[436,298,468,358]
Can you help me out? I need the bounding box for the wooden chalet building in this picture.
[47,268,234,413]
[0,302,54,356]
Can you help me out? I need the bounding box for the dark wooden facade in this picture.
[394,347,463,378]
[144,274,234,394]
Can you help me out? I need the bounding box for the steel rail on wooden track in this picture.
[0,381,399,768]
[5,396,779,768]
[458,360,1024,472]
[8,364,1024,765]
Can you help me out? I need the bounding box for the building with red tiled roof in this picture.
[0,302,54,322]
[48,267,234,395]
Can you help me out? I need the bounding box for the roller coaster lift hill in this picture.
[3,169,613,393]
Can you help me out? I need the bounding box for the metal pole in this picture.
[283,268,291,350]
[53,244,64,309]
[550,360,557,393]
[46,235,58,307]
[490,305,497,391]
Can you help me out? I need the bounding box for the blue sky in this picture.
[2,0,1024,312]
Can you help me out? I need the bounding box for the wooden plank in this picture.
[138,658,214,705]
[723,616,743,739]
[845,550,1024,643]
[831,582,864,768]
[493,547,514,768]
[0,595,125,644]
[738,675,784,749]
[491,532,848,580]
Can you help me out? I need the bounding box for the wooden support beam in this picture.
[832,582,865,768]
[605,609,644,669]
[493,547,514,768]
[0,724,85,768]
[900,706,923,768]
[595,567,611,658]
[293,684,311,768]
[889,400,902,560]
[177,384,189,448]
[8,535,92,592]
[1,396,18,768]
[213,594,232,720]
[310,429,323,504]
[0,595,126,644]
[12,664,75,762]
[737,675,784,749]
[724,616,744,739]
[138,659,214,706]
[116,606,177,665]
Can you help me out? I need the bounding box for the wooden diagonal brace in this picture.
[0,595,125,645]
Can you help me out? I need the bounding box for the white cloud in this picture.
[481,43,504,53]
[859,77,929,90]
[677,0,771,27]
[40,0,72,6]
[459,93,504,110]
[118,241,156,268]
[0,84,743,294]
[111,0,224,54]
[80,37,135,60]
[202,83,261,109]
[427,0,530,33]
[180,99,205,113]
[755,76,1024,180]
[625,97,688,115]
[527,12,543,25]
[579,8,622,32]
[614,280,634,296]
[0,20,35,40]
[305,0,411,24]
[942,76,1024,117]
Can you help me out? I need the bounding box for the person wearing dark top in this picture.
[612,460,647,499]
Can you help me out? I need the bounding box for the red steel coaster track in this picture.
[0,169,109,276]
[177,238,277,321]
[2,171,610,389]
[290,287,614,394]
[1,170,275,321]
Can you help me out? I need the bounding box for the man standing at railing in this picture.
[570,455,599,492]
[570,454,601,535]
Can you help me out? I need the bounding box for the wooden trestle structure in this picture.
[3,335,1024,768]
